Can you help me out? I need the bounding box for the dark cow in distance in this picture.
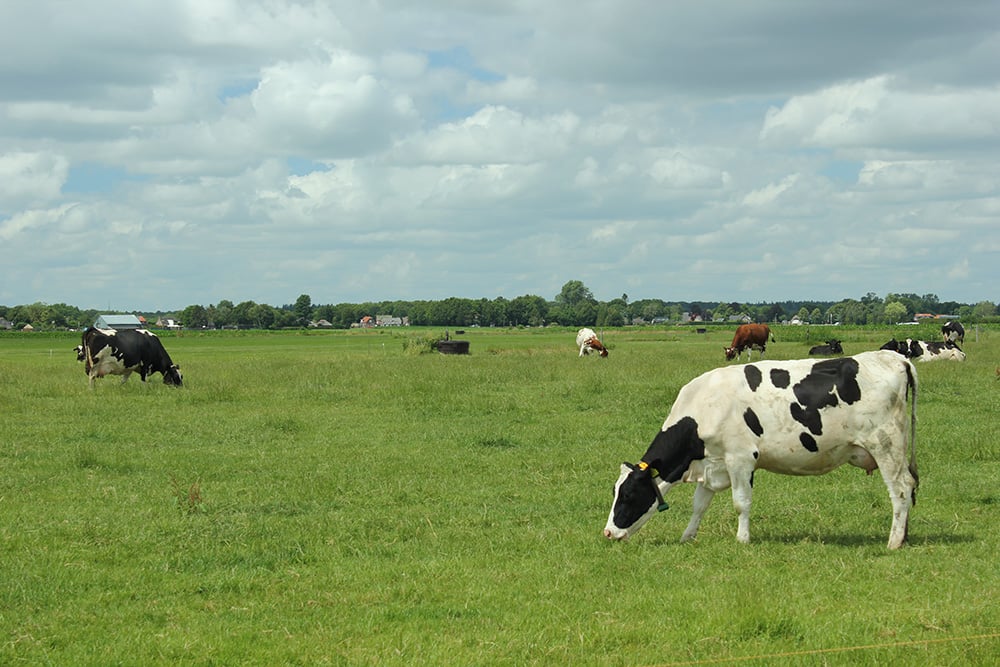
[724,323,774,361]
[604,350,919,549]
[809,339,843,355]
[881,338,965,363]
[941,321,965,344]
[79,327,183,388]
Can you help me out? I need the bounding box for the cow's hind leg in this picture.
[871,433,917,549]
[681,483,715,543]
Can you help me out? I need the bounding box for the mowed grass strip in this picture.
[0,327,997,665]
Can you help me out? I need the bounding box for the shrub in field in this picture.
[401,332,443,354]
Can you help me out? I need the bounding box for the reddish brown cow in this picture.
[724,323,774,361]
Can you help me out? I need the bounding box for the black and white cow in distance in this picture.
[604,350,918,549]
[80,327,183,388]
[881,338,966,362]
[941,321,965,344]
[576,328,608,357]
[808,339,843,355]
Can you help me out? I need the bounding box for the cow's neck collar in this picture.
[638,461,670,512]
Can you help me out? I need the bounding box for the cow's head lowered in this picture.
[604,462,665,540]
[604,417,705,540]
[163,364,183,386]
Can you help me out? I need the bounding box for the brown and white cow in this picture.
[604,350,918,549]
[576,328,608,357]
[79,327,183,388]
[724,323,774,361]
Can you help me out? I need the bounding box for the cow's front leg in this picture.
[728,464,755,544]
[681,483,715,542]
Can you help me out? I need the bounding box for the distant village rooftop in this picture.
[94,314,145,330]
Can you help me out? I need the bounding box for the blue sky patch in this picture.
[218,79,259,102]
[287,157,330,176]
[820,159,862,184]
[63,162,149,194]
[426,46,502,82]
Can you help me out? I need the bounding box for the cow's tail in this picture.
[905,360,919,504]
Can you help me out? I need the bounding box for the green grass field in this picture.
[1,325,998,665]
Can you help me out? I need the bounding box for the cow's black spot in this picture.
[790,400,830,435]
[800,432,818,452]
[644,416,705,484]
[744,365,762,392]
[789,357,861,436]
[743,407,764,437]
[770,368,790,389]
[750,471,755,488]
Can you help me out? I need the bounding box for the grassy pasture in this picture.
[1,325,997,665]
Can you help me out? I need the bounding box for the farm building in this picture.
[94,314,144,330]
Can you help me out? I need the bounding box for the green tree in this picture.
[972,301,997,320]
[884,301,907,324]
[181,304,208,329]
[555,280,594,306]
[249,303,275,329]
[214,300,235,328]
[293,294,312,325]
[764,303,785,322]
[640,301,665,321]
[509,295,548,326]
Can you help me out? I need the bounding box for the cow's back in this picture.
[664,350,913,474]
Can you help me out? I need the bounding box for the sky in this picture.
[1,1,998,311]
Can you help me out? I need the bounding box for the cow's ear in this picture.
[623,462,636,470]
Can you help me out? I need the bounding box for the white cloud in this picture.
[0,152,68,211]
[742,175,799,207]
[761,75,1000,155]
[0,1,997,308]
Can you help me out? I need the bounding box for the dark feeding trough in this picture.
[436,340,470,354]
[434,330,470,355]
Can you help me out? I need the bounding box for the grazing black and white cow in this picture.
[941,321,965,344]
[576,328,608,357]
[79,327,183,388]
[809,339,843,355]
[881,338,965,362]
[603,350,918,549]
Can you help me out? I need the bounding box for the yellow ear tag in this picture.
[637,461,649,471]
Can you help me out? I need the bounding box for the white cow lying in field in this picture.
[604,350,919,549]
[576,328,608,357]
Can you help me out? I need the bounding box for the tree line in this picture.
[1,281,996,331]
